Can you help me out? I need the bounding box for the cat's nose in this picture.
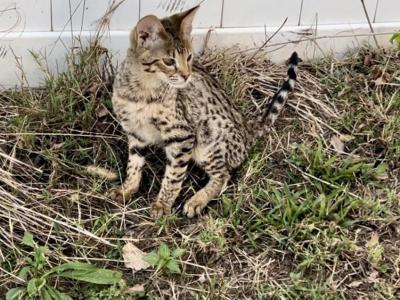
[181,74,190,81]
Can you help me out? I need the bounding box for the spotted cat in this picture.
[111,6,298,218]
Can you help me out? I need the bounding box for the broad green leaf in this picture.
[22,231,35,248]
[17,266,30,281]
[40,287,52,300]
[158,243,170,258]
[166,259,181,274]
[6,287,26,300]
[27,279,37,297]
[373,163,388,179]
[172,248,185,258]
[27,278,46,297]
[57,268,122,285]
[143,251,160,266]
[46,286,73,300]
[36,246,49,256]
[45,262,97,277]
[390,32,400,44]
[290,272,301,283]
[34,246,48,268]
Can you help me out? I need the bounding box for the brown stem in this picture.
[360,0,380,48]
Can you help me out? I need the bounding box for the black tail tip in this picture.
[288,52,299,65]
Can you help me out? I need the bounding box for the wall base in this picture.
[1,22,399,88]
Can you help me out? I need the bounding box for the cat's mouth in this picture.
[169,82,189,88]
[168,76,191,88]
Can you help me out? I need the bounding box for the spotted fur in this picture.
[111,6,299,218]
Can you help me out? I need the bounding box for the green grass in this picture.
[0,43,399,299]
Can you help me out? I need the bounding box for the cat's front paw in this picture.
[183,191,208,218]
[108,187,133,203]
[150,201,172,219]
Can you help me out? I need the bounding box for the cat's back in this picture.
[179,62,244,126]
[179,62,248,165]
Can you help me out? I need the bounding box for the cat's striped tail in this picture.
[247,51,299,141]
[262,51,298,125]
[247,52,301,141]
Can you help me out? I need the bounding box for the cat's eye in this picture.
[162,58,176,67]
[187,54,193,61]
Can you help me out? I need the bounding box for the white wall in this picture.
[1,0,399,87]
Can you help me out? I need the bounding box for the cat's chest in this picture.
[119,101,173,143]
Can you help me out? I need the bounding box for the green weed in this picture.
[144,243,185,274]
[5,232,122,300]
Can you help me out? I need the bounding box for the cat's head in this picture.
[130,6,199,88]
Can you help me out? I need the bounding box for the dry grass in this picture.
[0,26,400,299]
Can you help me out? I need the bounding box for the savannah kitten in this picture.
[111,6,298,218]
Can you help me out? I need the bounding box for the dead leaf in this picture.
[70,193,80,202]
[374,76,387,86]
[371,67,390,87]
[340,134,354,142]
[330,135,345,153]
[51,142,65,150]
[123,242,150,272]
[375,172,389,181]
[367,270,379,282]
[371,67,383,80]
[126,284,145,293]
[365,232,379,248]
[348,281,363,288]
[198,273,206,283]
[96,106,110,118]
[363,54,372,66]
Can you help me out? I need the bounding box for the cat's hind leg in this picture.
[184,169,230,218]
[184,148,231,218]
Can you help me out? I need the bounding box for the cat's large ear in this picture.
[132,15,167,49]
[179,5,200,39]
